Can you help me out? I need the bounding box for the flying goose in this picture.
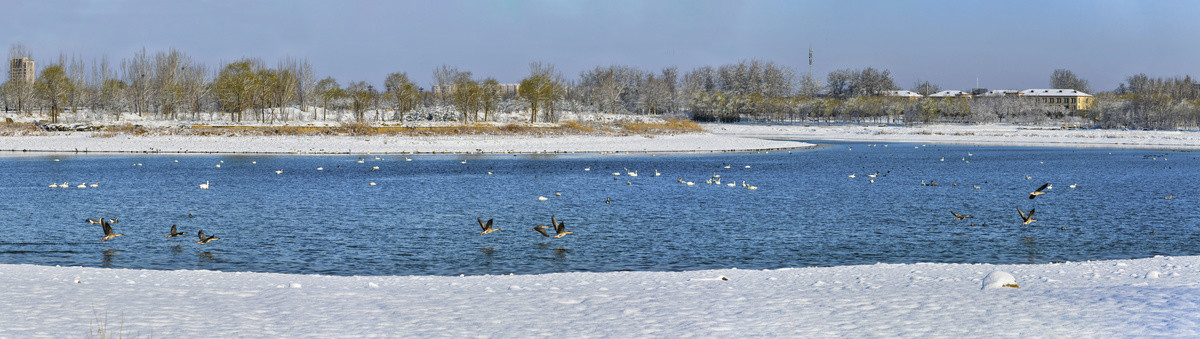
[1017,207,1037,225]
[168,224,187,238]
[100,218,123,242]
[196,230,219,244]
[551,216,572,238]
[477,218,499,235]
[951,211,973,221]
[1029,183,1049,199]
[532,224,552,237]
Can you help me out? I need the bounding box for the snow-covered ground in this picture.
[3,256,1197,337]
[0,133,807,155]
[712,123,1200,149]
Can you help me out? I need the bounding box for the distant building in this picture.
[9,57,35,83]
[927,90,972,99]
[1018,89,1094,111]
[977,90,1020,97]
[881,90,923,100]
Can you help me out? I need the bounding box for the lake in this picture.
[1,142,1197,276]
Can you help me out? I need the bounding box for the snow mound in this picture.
[982,271,1019,289]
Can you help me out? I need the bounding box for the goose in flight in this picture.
[99,218,123,241]
[196,230,219,244]
[1017,207,1037,225]
[532,224,552,237]
[168,224,187,238]
[1029,183,1050,199]
[551,216,572,238]
[951,211,973,221]
[477,218,499,235]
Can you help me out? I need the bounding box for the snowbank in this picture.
[3,256,1197,336]
[712,123,1200,149]
[0,133,808,155]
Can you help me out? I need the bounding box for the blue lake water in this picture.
[1,142,1198,276]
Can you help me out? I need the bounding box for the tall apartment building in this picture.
[9,57,35,83]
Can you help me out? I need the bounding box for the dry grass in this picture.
[102,124,151,136]
[618,119,703,135]
[0,122,46,136]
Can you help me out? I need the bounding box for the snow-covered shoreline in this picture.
[5,123,1200,157]
[710,123,1200,149]
[0,133,809,155]
[3,255,1196,337]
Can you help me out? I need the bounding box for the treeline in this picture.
[4,44,1200,130]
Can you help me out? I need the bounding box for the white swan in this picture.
[77,183,87,188]
[199,181,210,189]
[89,182,98,188]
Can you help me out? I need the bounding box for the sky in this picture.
[3,0,1199,92]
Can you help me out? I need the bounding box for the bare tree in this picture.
[911,80,940,96]
[1050,69,1091,93]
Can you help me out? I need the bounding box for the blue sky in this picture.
[4,0,1198,91]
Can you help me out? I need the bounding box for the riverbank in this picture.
[5,123,1200,156]
[3,255,1196,336]
[711,123,1200,149]
[0,133,810,155]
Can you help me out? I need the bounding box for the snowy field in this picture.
[2,256,1197,337]
[712,123,1200,149]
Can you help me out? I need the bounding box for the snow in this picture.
[3,255,1197,336]
[981,271,1019,289]
[0,133,808,155]
[711,123,1200,149]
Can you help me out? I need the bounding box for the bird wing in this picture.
[533,225,550,237]
[170,224,178,234]
[478,218,486,230]
[1035,183,1049,193]
[102,220,113,236]
[486,219,494,230]
[197,230,206,240]
[1017,207,1028,221]
[1028,208,1035,219]
[551,216,558,231]
[951,211,964,219]
[556,221,567,234]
